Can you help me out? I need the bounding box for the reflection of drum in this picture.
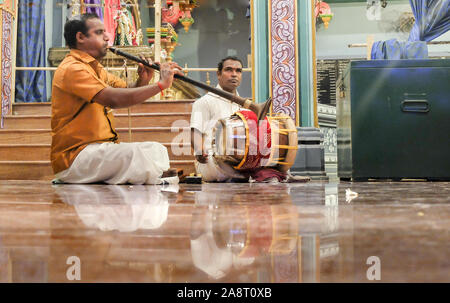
[212,111,298,173]
[212,204,299,258]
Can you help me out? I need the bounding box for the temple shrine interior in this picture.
[0,0,448,284]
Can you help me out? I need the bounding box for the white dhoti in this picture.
[54,142,178,185]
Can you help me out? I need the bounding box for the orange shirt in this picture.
[50,49,127,174]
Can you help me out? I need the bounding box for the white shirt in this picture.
[190,85,245,181]
[190,84,242,136]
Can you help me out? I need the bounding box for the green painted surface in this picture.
[298,0,314,127]
[252,1,269,104]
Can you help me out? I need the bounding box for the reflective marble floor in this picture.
[0,180,448,283]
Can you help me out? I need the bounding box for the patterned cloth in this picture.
[15,0,46,103]
[408,0,450,42]
[104,0,121,46]
[371,39,428,59]
[371,0,450,59]
[85,0,103,20]
[249,168,287,182]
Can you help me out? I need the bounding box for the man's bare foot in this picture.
[161,168,178,178]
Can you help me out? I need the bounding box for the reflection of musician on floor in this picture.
[54,184,178,232]
[190,57,245,182]
[190,185,299,280]
[190,202,255,280]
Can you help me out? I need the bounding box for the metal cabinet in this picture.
[337,59,450,180]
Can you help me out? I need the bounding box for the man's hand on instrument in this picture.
[158,61,184,90]
[194,147,209,164]
[136,55,154,85]
[195,154,209,164]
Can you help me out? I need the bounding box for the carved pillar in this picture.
[0,0,17,128]
[268,0,300,125]
[253,0,318,127]
[265,0,326,179]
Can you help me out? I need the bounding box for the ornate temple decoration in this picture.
[178,0,197,32]
[315,1,333,29]
[114,5,135,45]
[159,0,198,32]
[148,0,199,61]
[269,0,299,124]
[162,1,183,26]
[147,23,178,61]
[0,0,16,128]
[48,0,199,101]
[66,0,143,46]
[113,1,143,46]
[70,0,82,16]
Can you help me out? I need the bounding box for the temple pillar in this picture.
[268,0,300,125]
[253,0,326,179]
[252,0,318,127]
[0,0,17,128]
[298,0,318,128]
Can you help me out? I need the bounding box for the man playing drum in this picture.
[190,57,246,182]
[190,57,309,183]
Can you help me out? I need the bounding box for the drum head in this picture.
[212,116,246,164]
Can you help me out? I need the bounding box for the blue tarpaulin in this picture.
[371,0,449,59]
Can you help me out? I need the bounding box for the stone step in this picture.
[0,127,191,144]
[3,113,192,129]
[11,100,194,116]
[0,160,195,181]
[0,143,194,161]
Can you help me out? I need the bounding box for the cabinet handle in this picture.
[401,100,430,113]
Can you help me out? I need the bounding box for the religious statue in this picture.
[67,0,143,46]
[113,0,143,46]
[70,0,82,16]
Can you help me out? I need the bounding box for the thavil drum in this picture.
[212,110,298,176]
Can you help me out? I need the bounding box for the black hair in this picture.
[217,56,243,73]
[64,13,100,49]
